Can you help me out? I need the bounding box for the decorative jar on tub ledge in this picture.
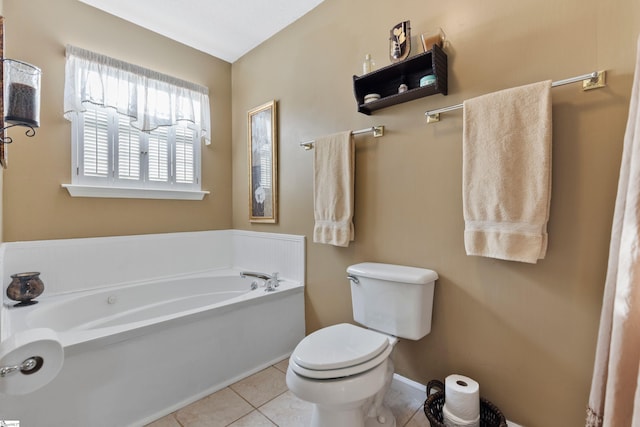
[6,272,44,306]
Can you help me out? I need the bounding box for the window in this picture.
[63,45,210,200]
[73,105,199,190]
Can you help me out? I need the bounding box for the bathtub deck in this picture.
[145,358,430,427]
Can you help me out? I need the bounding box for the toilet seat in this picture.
[290,323,394,380]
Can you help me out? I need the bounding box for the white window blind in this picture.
[63,45,209,199]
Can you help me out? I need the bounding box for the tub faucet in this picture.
[240,271,280,292]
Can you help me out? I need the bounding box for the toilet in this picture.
[286,262,438,427]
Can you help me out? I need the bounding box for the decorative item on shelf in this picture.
[362,53,375,75]
[398,76,408,93]
[389,20,411,63]
[364,93,381,103]
[1,58,41,145]
[6,272,45,306]
[421,28,446,52]
[420,74,436,87]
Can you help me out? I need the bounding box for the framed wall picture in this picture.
[0,16,6,168]
[248,100,277,223]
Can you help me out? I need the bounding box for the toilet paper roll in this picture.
[444,374,480,422]
[443,403,480,427]
[0,328,63,395]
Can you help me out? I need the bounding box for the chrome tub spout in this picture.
[240,271,273,281]
[240,271,280,292]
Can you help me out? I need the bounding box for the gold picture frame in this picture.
[0,16,6,168]
[248,100,277,223]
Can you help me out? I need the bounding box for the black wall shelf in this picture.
[353,43,448,115]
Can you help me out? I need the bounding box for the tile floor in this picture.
[146,358,431,427]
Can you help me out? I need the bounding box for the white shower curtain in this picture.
[586,35,640,427]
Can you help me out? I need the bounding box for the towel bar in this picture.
[300,126,384,150]
[424,70,606,123]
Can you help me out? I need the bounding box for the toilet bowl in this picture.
[286,323,397,427]
[286,263,438,427]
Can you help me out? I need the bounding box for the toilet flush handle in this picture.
[347,274,360,285]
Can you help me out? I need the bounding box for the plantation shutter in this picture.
[117,114,140,180]
[82,108,109,178]
[148,127,169,182]
[175,126,195,184]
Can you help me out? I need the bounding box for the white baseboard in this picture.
[393,373,427,393]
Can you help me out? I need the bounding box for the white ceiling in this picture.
[78,0,325,63]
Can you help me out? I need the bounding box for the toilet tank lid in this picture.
[347,262,438,284]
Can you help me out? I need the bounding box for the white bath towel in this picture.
[462,80,552,263]
[313,131,355,247]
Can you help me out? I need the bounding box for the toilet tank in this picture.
[347,262,438,340]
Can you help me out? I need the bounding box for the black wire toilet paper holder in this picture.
[423,380,508,427]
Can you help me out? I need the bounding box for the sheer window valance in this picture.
[63,45,211,145]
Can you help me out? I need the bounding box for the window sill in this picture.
[62,184,209,200]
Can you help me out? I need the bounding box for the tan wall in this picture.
[232,0,640,425]
[2,0,232,241]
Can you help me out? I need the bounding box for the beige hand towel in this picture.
[463,80,552,263]
[313,131,355,247]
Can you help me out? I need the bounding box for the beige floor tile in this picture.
[230,366,288,407]
[385,379,428,427]
[405,407,432,427]
[151,366,432,427]
[228,410,277,426]
[175,387,253,427]
[273,357,289,374]
[145,414,181,427]
[259,390,313,427]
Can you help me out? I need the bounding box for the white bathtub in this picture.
[0,269,305,426]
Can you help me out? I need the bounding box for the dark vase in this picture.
[7,272,44,306]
